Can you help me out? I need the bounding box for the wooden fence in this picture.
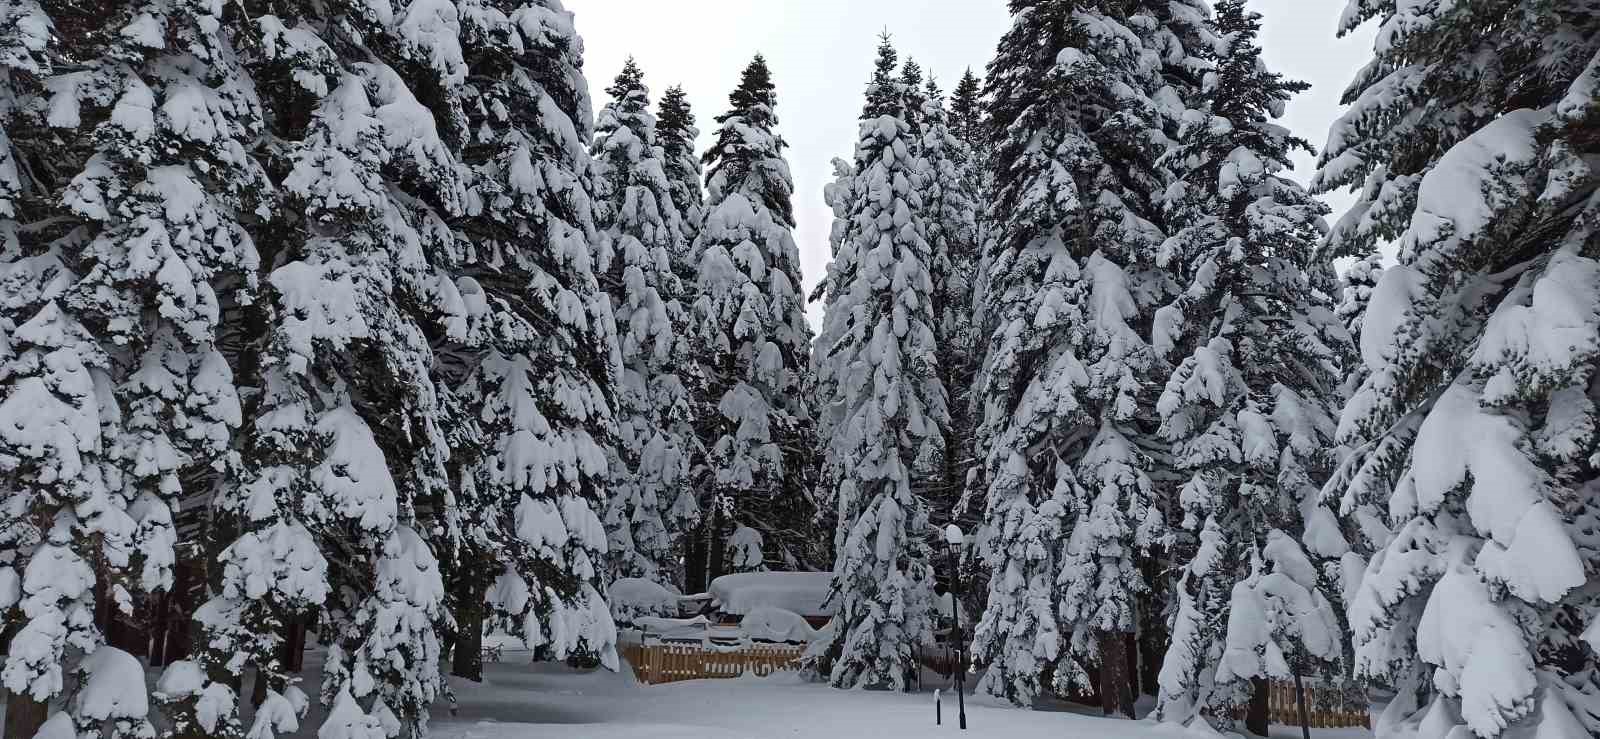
[621,643,804,685]
[1257,679,1370,729]
[621,643,1369,729]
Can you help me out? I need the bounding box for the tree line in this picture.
[3,1,1599,739]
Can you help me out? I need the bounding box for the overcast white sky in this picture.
[566,1,1377,324]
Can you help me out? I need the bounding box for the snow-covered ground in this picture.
[426,650,1370,739]
[0,644,1370,739]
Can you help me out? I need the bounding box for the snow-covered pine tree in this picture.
[445,0,620,677]
[162,3,467,736]
[1314,1,1600,736]
[967,0,1211,713]
[590,58,699,587]
[949,69,984,162]
[657,85,705,249]
[897,57,927,137]
[1335,253,1384,342]
[814,35,946,691]
[917,76,982,529]
[688,55,818,581]
[2,1,271,736]
[1149,2,1349,731]
[0,13,54,722]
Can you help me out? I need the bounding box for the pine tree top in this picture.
[702,54,793,227]
[951,68,983,148]
[1208,0,1308,138]
[900,58,928,127]
[863,32,900,119]
[601,56,649,123]
[899,58,923,90]
[605,56,650,116]
[657,85,698,161]
[719,54,778,128]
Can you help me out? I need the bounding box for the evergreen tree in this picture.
[656,85,705,250]
[967,0,1211,713]
[1336,253,1384,339]
[590,58,700,587]
[1316,1,1600,736]
[917,77,983,528]
[1149,2,1349,730]
[949,69,985,157]
[444,0,620,680]
[688,55,818,582]
[1,1,261,736]
[814,36,945,691]
[898,57,927,135]
[160,2,470,736]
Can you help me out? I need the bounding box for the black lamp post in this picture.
[944,524,967,731]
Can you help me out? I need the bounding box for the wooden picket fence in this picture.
[621,643,804,685]
[621,642,1368,729]
[1255,680,1370,729]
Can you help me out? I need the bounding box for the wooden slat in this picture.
[1232,678,1368,730]
[620,643,805,685]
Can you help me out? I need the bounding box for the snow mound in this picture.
[610,577,683,625]
[739,606,817,643]
[708,572,835,617]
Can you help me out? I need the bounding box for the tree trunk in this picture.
[1137,558,1167,697]
[93,565,147,657]
[1097,630,1134,718]
[1293,671,1312,739]
[3,689,47,739]
[250,666,270,708]
[452,591,485,682]
[705,505,727,585]
[683,522,708,594]
[284,620,307,672]
[1246,676,1271,736]
[1138,616,1166,696]
[1124,632,1138,703]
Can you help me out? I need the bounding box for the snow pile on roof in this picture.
[708,572,835,616]
[610,578,685,625]
[739,607,817,643]
[631,615,747,643]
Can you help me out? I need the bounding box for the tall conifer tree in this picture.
[917,76,982,528]
[446,0,619,679]
[814,36,946,691]
[1318,1,1600,736]
[590,59,700,587]
[657,85,705,250]
[968,0,1211,713]
[688,55,817,585]
[2,3,260,737]
[1150,2,1350,731]
[161,0,469,735]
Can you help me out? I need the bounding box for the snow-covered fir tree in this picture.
[1336,253,1384,340]
[947,69,985,323]
[813,37,946,691]
[916,76,983,527]
[162,3,468,736]
[656,85,706,253]
[688,55,818,581]
[1149,2,1349,731]
[949,69,985,163]
[967,0,1212,713]
[443,0,620,680]
[1315,1,1600,736]
[1,1,263,736]
[590,58,700,586]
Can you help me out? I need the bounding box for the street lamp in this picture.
[944,524,967,731]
